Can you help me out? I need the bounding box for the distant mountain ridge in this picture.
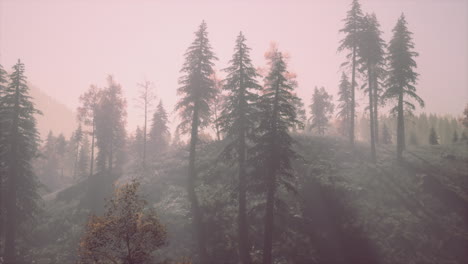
[29,84,77,139]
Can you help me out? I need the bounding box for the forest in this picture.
[0,0,467,263]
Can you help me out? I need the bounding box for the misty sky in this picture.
[1,0,467,133]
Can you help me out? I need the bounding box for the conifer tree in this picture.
[382,123,392,144]
[0,60,41,263]
[0,63,8,244]
[175,21,217,263]
[383,14,424,160]
[95,76,127,174]
[77,85,100,177]
[218,32,262,264]
[72,124,83,179]
[336,72,352,136]
[357,13,386,161]
[429,127,439,145]
[309,86,334,135]
[211,72,224,141]
[77,135,90,180]
[149,100,170,155]
[251,51,302,264]
[338,0,364,146]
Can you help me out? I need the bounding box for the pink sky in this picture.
[1,0,467,133]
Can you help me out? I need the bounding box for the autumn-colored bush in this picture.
[78,180,167,264]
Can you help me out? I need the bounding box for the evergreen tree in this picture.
[338,0,364,146]
[357,13,386,161]
[95,76,127,174]
[309,86,334,135]
[462,104,468,128]
[218,32,262,264]
[71,124,83,179]
[77,135,90,180]
[336,72,352,137]
[452,130,459,143]
[149,100,170,155]
[429,127,439,145]
[211,71,224,141]
[383,14,424,160]
[0,63,8,243]
[0,60,41,263]
[77,85,100,177]
[174,21,217,263]
[382,123,392,144]
[251,51,302,264]
[131,127,145,169]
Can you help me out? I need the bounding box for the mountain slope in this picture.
[29,84,77,139]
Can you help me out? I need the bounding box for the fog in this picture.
[0,0,467,264]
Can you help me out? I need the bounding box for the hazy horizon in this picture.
[1,0,467,135]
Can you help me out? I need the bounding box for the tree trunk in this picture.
[263,78,280,264]
[262,168,276,264]
[350,47,356,146]
[238,130,250,264]
[143,97,147,170]
[237,57,251,264]
[368,65,376,162]
[4,83,20,264]
[90,119,95,177]
[397,90,405,161]
[188,105,208,263]
[373,72,379,144]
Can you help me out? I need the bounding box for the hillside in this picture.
[29,84,77,139]
[27,135,468,264]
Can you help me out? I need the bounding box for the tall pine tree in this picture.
[0,63,8,246]
[175,21,217,263]
[218,32,262,264]
[336,72,352,137]
[77,85,100,177]
[383,14,424,160]
[149,100,170,155]
[309,86,334,135]
[338,0,364,146]
[252,51,301,264]
[0,60,41,263]
[357,13,386,161]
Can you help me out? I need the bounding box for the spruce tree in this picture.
[429,127,439,145]
[211,72,224,141]
[309,86,334,135]
[0,60,41,263]
[338,0,364,146]
[175,21,217,263]
[0,63,8,245]
[383,14,424,160]
[357,13,386,161]
[77,135,90,180]
[149,100,170,155]
[251,51,302,264]
[218,32,262,264]
[382,123,392,144]
[77,85,100,177]
[336,72,352,137]
[95,76,127,174]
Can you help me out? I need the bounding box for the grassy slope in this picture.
[32,135,468,263]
